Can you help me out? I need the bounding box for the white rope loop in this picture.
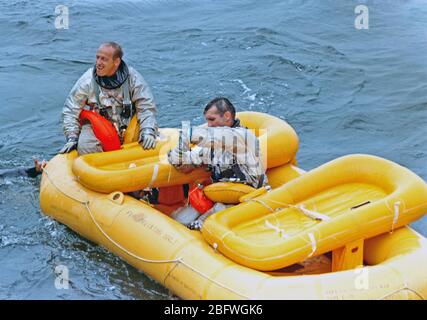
[296,204,331,221]
[307,232,317,257]
[265,220,289,238]
[378,285,425,300]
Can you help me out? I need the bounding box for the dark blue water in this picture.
[1,0,427,299]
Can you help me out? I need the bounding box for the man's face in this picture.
[95,45,120,77]
[204,106,233,127]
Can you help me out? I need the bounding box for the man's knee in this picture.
[77,124,103,155]
[77,143,102,155]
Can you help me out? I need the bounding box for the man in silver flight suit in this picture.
[59,42,158,154]
[168,97,268,230]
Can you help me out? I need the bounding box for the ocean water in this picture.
[1,0,426,299]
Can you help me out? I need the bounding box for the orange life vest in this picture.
[189,185,214,214]
[79,110,121,152]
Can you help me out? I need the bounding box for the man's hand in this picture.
[168,147,183,165]
[187,208,217,231]
[139,128,157,150]
[168,148,195,173]
[33,158,47,173]
[59,137,78,154]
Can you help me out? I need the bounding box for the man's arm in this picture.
[169,127,258,168]
[168,145,207,170]
[129,68,158,134]
[190,126,258,154]
[62,68,92,141]
[0,159,46,178]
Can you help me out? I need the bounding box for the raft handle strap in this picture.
[391,201,401,233]
[308,233,317,257]
[378,283,425,300]
[297,205,331,222]
[251,198,331,222]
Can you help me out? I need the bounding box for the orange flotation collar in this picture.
[79,110,121,152]
[189,185,214,214]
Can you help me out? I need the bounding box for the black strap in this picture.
[256,174,265,189]
[91,74,133,118]
[230,163,247,181]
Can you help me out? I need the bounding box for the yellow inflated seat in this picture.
[203,182,256,204]
[202,154,427,271]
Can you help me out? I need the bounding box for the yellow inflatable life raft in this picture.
[40,153,427,299]
[39,111,427,299]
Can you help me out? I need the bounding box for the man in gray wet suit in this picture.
[168,97,268,230]
[169,97,267,189]
[59,42,158,155]
[0,159,46,179]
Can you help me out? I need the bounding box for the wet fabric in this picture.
[169,122,267,188]
[77,123,103,155]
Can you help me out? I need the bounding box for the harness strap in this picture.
[231,162,247,181]
[256,175,265,189]
[91,76,102,108]
[122,76,131,108]
[121,76,134,121]
[91,74,132,116]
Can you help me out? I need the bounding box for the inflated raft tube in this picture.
[40,153,427,299]
[73,128,211,193]
[202,154,427,271]
[72,112,299,194]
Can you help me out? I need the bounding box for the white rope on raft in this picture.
[265,220,289,238]
[390,201,401,233]
[251,198,331,222]
[148,164,159,187]
[307,232,317,257]
[252,198,320,258]
[377,283,425,300]
[43,169,250,299]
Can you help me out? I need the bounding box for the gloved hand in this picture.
[139,128,157,150]
[180,121,191,151]
[188,219,203,231]
[168,147,183,165]
[168,148,195,173]
[59,137,78,154]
